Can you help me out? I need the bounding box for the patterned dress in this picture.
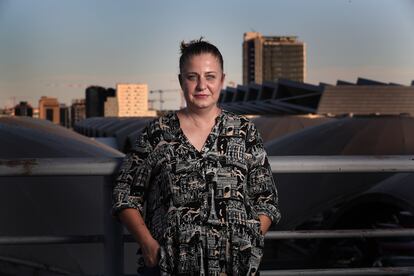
[112,110,280,275]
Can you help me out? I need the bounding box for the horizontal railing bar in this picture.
[0,158,123,176]
[265,229,414,239]
[268,155,414,173]
[0,235,103,245]
[1,156,414,176]
[2,228,413,245]
[261,266,414,275]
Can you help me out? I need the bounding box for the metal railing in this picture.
[1,156,414,276]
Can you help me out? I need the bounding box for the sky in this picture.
[0,0,413,109]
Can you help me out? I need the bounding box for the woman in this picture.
[112,38,280,275]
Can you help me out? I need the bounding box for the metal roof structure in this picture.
[266,115,414,155]
[252,115,333,143]
[318,85,414,116]
[0,116,123,158]
[219,79,323,115]
[75,117,153,152]
[219,78,414,116]
[76,114,334,152]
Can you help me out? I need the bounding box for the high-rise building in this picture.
[104,97,118,117]
[14,101,33,117]
[71,99,86,127]
[85,86,116,118]
[116,83,156,117]
[243,32,306,84]
[38,96,60,124]
[60,104,70,128]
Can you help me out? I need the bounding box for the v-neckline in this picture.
[174,110,224,154]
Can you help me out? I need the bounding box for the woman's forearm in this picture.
[118,208,160,267]
[118,208,154,246]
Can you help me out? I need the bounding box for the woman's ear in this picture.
[221,73,226,85]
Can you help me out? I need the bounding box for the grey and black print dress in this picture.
[112,110,281,275]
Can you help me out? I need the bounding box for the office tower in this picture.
[71,99,86,127]
[104,97,118,117]
[243,32,306,84]
[85,86,116,118]
[60,104,70,128]
[116,83,156,117]
[14,101,33,117]
[38,96,60,124]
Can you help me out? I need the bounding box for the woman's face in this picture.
[179,53,225,111]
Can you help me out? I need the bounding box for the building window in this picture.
[46,109,54,121]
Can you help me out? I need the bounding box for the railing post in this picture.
[103,175,123,276]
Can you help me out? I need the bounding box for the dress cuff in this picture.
[112,191,144,217]
[255,204,281,225]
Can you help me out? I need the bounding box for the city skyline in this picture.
[1,0,413,109]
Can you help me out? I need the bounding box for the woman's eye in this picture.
[187,75,197,81]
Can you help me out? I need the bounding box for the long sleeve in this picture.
[112,126,154,217]
[245,121,281,225]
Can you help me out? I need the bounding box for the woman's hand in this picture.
[118,208,161,267]
[141,237,161,267]
[258,214,272,235]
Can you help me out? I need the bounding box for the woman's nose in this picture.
[197,77,207,91]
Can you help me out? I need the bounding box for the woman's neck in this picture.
[180,106,221,127]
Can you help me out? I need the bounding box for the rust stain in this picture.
[0,159,38,175]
